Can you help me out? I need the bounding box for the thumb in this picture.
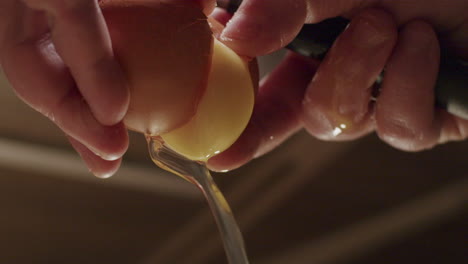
[220,0,308,57]
[220,0,372,57]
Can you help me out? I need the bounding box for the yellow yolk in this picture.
[161,39,255,161]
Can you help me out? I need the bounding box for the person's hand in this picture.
[208,0,468,171]
[0,0,218,178]
[0,0,131,178]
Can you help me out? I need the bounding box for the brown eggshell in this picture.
[101,0,213,135]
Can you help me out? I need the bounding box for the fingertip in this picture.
[50,86,129,162]
[301,102,374,141]
[88,58,130,126]
[69,136,123,178]
[207,121,260,172]
[302,103,340,140]
[93,158,122,179]
[376,111,442,152]
[96,122,129,160]
[76,117,129,161]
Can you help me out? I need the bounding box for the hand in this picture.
[0,0,130,178]
[208,0,468,171]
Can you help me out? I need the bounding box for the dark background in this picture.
[0,52,466,264]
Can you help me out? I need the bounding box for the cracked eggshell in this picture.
[101,0,214,135]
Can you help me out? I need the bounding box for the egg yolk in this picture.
[161,39,255,161]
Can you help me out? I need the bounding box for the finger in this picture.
[376,20,442,151]
[439,113,468,143]
[196,0,217,15]
[23,0,129,126]
[68,136,122,179]
[220,0,308,57]
[208,14,231,41]
[208,52,319,171]
[1,36,128,160]
[302,8,397,141]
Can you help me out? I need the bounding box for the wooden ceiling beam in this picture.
[0,137,199,199]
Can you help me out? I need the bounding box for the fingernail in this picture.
[87,146,122,161]
[92,170,115,179]
[77,150,115,179]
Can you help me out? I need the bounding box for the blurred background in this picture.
[0,51,467,264]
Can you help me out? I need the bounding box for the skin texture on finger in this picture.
[376,20,442,151]
[1,35,128,160]
[302,8,397,141]
[220,0,308,57]
[208,52,319,172]
[23,0,130,126]
[208,13,260,94]
[1,1,51,52]
[68,136,122,178]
